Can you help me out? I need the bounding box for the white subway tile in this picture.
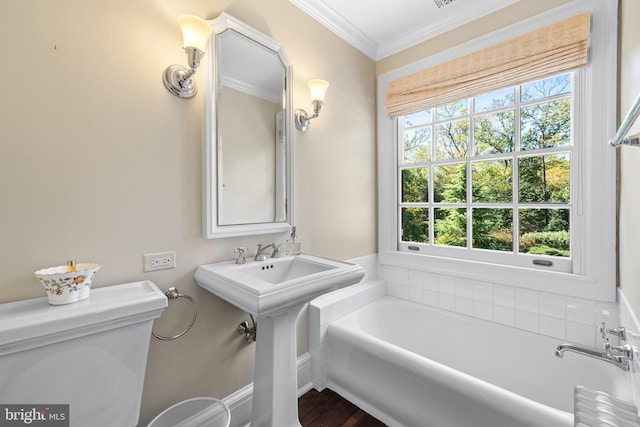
[353,290,364,310]
[409,286,424,304]
[396,283,409,300]
[423,272,439,292]
[474,301,493,321]
[516,289,540,313]
[310,324,329,346]
[596,301,618,324]
[473,282,493,304]
[424,290,438,307]
[387,282,397,297]
[311,359,328,388]
[540,316,566,340]
[438,293,455,311]
[334,300,347,320]
[455,278,474,299]
[539,293,566,319]
[494,305,516,327]
[493,285,516,308]
[566,297,596,326]
[438,275,456,296]
[396,268,409,285]
[318,303,334,326]
[455,297,474,316]
[566,321,596,347]
[382,266,397,283]
[409,270,423,288]
[516,310,539,333]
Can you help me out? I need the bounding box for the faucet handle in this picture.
[606,340,634,359]
[271,243,281,258]
[600,321,627,341]
[234,247,248,264]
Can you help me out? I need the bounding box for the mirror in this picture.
[203,12,293,239]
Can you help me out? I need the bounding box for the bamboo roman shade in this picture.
[385,12,591,118]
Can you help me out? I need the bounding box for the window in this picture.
[377,1,617,301]
[398,73,573,272]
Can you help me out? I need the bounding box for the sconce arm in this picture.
[295,100,324,132]
[163,47,206,99]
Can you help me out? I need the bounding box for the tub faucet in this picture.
[254,243,280,261]
[554,342,633,371]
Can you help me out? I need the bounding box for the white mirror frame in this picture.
[202,12,294,239]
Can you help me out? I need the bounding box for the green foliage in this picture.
[474,110,515,155]
[472,160,512,203]
[519,155,570,203]
[521,231,570,251]
[519,230,570,258]
[402,208,429,243]
[525,245,570,257]
[402,168,429,203]
[472,209,513,251]
[400,73,573,258]
[404,127,431,163]
[434,208,466,247]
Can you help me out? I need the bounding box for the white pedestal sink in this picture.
[195,253,364,427]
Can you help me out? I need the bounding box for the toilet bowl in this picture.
[147,397,230,427]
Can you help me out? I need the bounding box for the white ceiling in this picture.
[290,0,521,60]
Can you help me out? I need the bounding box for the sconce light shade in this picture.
[307,79,329,103]
[163,15,212,99]
[295,79,329,132]
[178,15,212,52]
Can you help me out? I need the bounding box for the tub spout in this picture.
[555,343,609,359]
[554,343,631,371]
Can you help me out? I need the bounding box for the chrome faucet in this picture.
[254,243,280,261]
[554,343,632,371]
[554,321,635,371]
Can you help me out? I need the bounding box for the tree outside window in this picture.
[399,73,572,259]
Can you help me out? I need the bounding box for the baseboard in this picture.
[223,352,312,427]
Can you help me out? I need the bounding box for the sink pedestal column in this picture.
[251,307,303,427]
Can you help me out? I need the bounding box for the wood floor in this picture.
[298,389,387,427]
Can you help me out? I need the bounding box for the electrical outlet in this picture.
[143,251,176,272]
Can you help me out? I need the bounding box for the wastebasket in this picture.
[147,397,230,427]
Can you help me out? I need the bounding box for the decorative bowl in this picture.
[34,263,102,305]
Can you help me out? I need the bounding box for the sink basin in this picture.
[238,256,333,284]
[194,253,364,317]
[195,253,364,427]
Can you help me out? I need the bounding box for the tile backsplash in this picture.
[381,264,618,347]
[618,290,640,410]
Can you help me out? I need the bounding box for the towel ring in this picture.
[152,287,198,341]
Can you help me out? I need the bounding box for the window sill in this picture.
[378,249,615,302]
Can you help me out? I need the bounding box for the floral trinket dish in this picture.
[34,263,102,305]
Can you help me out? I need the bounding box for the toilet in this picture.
[0,280,167,427]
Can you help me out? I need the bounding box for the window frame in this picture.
[377,0,617,301]
[397,73,575,273]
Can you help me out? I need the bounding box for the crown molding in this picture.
[290,0,378,59]
[291,0,522,61]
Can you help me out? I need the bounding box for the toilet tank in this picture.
[0,280,167,427]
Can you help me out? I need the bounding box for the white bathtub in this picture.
[326,296,631,427]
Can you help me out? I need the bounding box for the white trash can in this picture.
[147,397,230,427]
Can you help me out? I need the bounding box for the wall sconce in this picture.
[295,79,329,132]
[163,15,212,99]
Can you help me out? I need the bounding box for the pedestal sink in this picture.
[195,253,364,427]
